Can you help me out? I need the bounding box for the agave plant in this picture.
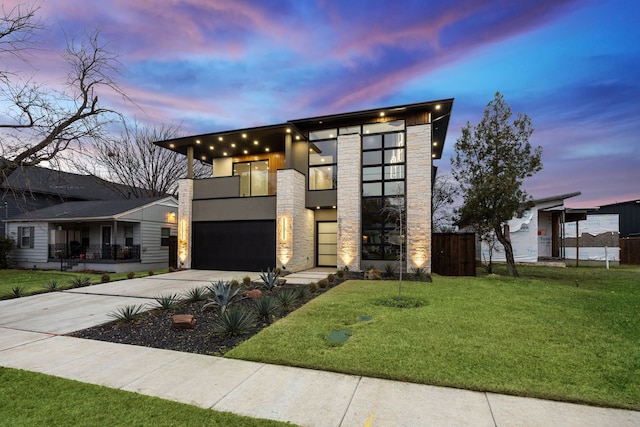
[108,304,148,322]
[212,306,257,336]
[254,296,279,322]
[153,293,182,310]
[203,280,240,314]
[182,286,209,302]
[259,267,280,290]
[294,285,311,301]
[44,280,60,292]
[70,276,92,288]
[8,286,27,298]
[276,288,297,310]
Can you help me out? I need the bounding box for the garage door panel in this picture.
[192,220,275,271]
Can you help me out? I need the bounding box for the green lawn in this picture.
[0,367,291,427]
[0,269,169,297]
[227,265,640,409]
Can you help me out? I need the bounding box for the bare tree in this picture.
[77,120,211,197]
[0,6,125,187]
[0,3,40,82]
[432,173,459,233]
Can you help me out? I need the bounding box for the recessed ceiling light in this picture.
[316,206,320,210]
[432,154,436,158]
[332,206,336,209]
[218,136,223,141]
[379,112,385,117]
[223,152,228,156]
[169,143,175,148]
[201,156,206,160]
[243,150,248,154]
[231,143,236,148]
[254,140,259,145]
[265,148,270,152]
[195,139,201,144]
[242,133,247,138]
[433,142,438,146]
[295,135,300,140]
[209,145,214,150]
[286,128,291,133]
[435,104,441,110]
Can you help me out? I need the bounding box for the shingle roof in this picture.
[1,165,148,200]
[5,197,171,221]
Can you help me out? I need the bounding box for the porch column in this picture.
[284,133,293,169]
[187,146,194,179]
[337,133,361,271]
[178,179,193,268]
[406,123,432,272]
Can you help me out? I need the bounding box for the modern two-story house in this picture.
[154,99,453,273]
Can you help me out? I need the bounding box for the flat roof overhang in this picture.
[154,124,306,164]
[153,98,454,161]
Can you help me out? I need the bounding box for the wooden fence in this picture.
[432,233,476,276]
[620,237,640,265]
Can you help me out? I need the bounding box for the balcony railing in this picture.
[48,244,141,261]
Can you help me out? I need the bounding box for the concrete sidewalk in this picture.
[0,270,638,426]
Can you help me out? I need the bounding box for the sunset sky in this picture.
[3,0,639,207]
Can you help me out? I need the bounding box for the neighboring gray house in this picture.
[1,164,148,236]
[4,197,178,272]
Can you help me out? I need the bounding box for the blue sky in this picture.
[5,0,639,207]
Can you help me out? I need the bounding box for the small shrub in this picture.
[382,263,397,278]
[70,276,92,288]
[327,273,335,283]
[336,269,345,278]
[308,282,318,293]
[148,270,155,276]
[44,281,60,292]
[294,285,311,300]
[274,267,281,275]
[153,293,182,310]
[212,306,257,336]
[108,304,148,322]
[8,286,27,298]
[242,276,252,286]
[182,286,208,302]
[364,269,382,280]
[259,268,280,290]
[318,279,329,289]
[276,288,297,309]
[101,273,111,283]
[231,279,240,287]
[126,272,135,279]
[410,266,428,281]
[204,280,240,314]
[254,296,279,321]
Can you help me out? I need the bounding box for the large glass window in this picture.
[361,129,406,260]
[234,160,269,196]
[309,138,337,190]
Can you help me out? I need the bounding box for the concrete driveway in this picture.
[0,270,258,335]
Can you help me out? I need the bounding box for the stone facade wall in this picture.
[337,133,362,271]
[406,124,432,272]
[177,179,193,269]
[276,169,314,272]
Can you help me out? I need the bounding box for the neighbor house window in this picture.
[17,226,34,249]
[309,129,337,190]
[161,228,170,247]
[361,129,406,260]
[124,226,134,246]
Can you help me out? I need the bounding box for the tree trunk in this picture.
[494,224,519,277]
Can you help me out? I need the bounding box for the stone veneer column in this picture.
[406,124,432,272]
[177,179,193,269]
[276,169,314,272]
[337,133,361,271]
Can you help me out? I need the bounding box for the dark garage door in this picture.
[192,220,276,271]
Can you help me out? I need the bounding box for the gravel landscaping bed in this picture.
[70,277,349,356]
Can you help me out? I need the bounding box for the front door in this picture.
[101,226,112,259]
[317,221,337,267]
